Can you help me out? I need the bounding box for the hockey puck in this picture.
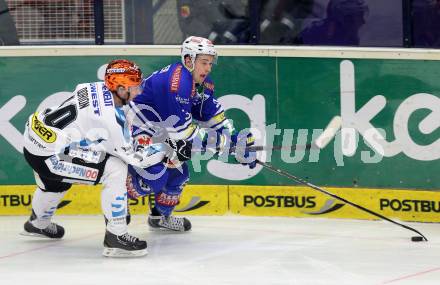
[411,236,424,242]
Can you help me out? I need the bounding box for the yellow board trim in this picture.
[229,186,440,222]
[1,185,440,222]
[0,185,227,216]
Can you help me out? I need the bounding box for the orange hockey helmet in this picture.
[104,59,143,92]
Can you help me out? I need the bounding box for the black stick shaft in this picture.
[245,143,314,152]
[193,143,315,154]
[256,160,428,241]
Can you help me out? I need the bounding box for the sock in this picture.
[101,156,128,236]
[30,187,66,229]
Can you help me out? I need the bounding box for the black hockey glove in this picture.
[166,139,192,162]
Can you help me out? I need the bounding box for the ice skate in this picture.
[148,207,191,232]
[21,220,65,239]
[102,230,147,257]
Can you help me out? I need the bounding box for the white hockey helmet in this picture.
[181,36,217,72]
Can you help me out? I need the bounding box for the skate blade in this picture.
[19,230,62,239]
[148,226,186,232]
[148,222,186,232]
[102,247,148,258]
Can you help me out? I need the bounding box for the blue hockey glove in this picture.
[232,131,257,169]
[194,129,228,155]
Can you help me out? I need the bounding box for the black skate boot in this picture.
[148,207,191,232]
[102,231,147,257]
[21,210,65,239]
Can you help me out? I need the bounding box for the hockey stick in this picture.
[256,160,428,241]
[209,116,343,153]
[236,115,341,152]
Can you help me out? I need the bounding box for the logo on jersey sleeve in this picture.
[102,86,113,107]
[90,83,101,116]
[77,87,89,109]
[31,112,57,143]
[170,65,183,93]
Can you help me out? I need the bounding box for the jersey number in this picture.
[43,104,78,129]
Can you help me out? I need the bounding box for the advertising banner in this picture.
[2,184,439,222]
[229,186,440,222]
[0,185,228,216]
[1,53,440,190]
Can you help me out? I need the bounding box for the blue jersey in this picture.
[129,62,229,141]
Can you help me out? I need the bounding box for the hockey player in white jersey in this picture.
[21,59,165,257]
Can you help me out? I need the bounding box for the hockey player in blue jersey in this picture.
[125,36,257,231]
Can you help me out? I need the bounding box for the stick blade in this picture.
[314,116,342,149]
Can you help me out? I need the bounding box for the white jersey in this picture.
[24,82,166,168]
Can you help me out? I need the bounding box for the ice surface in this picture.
[0,215,439,285]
